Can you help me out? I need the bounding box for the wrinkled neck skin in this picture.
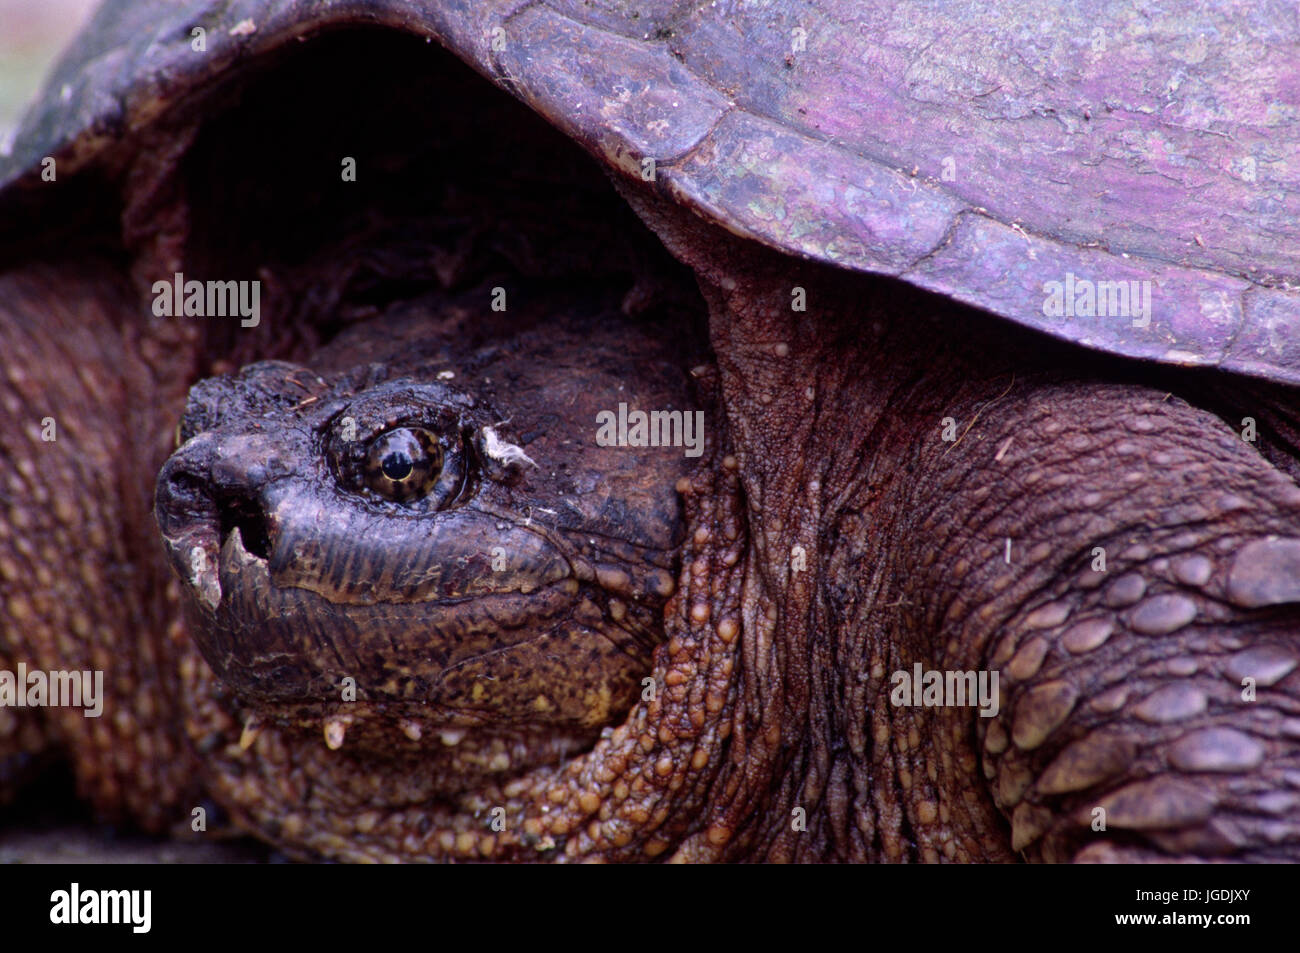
[620,193,1023,860]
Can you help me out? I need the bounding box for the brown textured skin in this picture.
[0,263,202,831]
[5,25,1300,862]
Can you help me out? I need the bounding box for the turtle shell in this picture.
[3,0,1298,383]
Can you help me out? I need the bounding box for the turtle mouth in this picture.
[191,526,642,793]
[220,499,272,561]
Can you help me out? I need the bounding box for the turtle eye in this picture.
[363,427,442,501]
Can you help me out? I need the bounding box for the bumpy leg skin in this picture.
[909,377,1300,861]
[0,264,200,829]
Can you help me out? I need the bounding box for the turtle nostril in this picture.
[161,468,208,510]
[216,492,272,560]
[155,456,218,535]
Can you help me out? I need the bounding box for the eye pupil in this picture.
[382,452,413,481]
[357,426,444,502]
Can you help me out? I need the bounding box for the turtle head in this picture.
[154,303,697,789]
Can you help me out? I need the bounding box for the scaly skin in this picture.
[0,263,202,827]
[919,380,1300,861]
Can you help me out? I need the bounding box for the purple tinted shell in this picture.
[4,0,1297,381]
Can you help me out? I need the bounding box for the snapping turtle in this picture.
[3,0,1300,863]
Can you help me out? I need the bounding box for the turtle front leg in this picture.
[905,377,1300,861]
[0,264,201,828]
